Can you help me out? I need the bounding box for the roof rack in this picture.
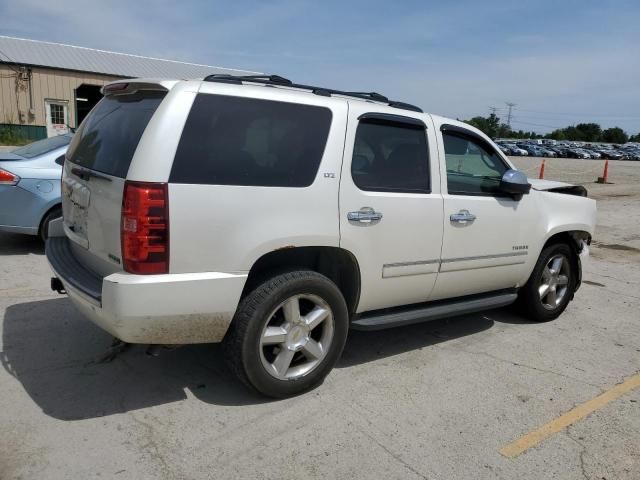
[202,74,423,113]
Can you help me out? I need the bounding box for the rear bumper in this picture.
[46,237,248,344]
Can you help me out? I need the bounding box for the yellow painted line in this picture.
[500,374,640,459]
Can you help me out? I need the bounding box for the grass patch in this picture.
[0,125,30,146]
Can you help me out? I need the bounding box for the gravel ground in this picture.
[510,156,639,187]
[0,157,638,480]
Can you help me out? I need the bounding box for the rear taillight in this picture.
[121,181,169,274]
[0,168,20,185]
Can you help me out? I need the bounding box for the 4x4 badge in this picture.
[323,172,335,178]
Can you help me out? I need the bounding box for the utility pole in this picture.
[505,102,516,127]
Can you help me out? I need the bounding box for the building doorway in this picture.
[75,84,103,127]
[44,99,69,137]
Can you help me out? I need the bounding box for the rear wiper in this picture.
[71,166,112,182]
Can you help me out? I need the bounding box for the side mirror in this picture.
[55,155,65,166]
[500,169,531,198]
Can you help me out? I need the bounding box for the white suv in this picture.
[47,75,596,397]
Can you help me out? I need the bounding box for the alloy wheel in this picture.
[259,294,334,380]
[539,254,570,310]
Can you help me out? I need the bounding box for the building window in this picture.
[50,104,65,125]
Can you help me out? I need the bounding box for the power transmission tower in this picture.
[489,106,498,116]
[505,102,516,127]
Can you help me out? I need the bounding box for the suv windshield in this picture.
[66,91,166,178]
[12,134,72,159]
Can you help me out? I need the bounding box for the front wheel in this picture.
[517,243,577,322]
[223,271,349,398]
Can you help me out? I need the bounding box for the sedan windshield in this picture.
[12,134,72,159]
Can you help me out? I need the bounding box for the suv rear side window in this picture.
[66,91,166,178]
[170,94,332,187]
[351,119,430,193]
[442,131,507,196]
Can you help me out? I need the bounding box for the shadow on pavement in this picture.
[1,298,265,420]
[2,298,523,420]
[0,232,44,256]
[339,313,495,367]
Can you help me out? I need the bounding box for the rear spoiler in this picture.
[101,79,175,97]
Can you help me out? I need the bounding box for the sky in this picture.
[1,0,639,134]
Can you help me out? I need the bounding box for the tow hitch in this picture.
[50,277,66,294]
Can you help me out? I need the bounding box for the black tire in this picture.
[223,270,349,398]
[39,206,62,242]
[517,243,577,322]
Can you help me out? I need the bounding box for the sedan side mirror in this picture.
[55,155,65,166]
[500,169,531,198]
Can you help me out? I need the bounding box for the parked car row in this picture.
[497,140,640,160]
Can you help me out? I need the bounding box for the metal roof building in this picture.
[0,36,258,141]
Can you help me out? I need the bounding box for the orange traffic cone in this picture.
[597,160,609,184]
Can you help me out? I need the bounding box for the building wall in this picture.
[0,64,121,138]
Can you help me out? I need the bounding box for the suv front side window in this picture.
[442,130,508,196]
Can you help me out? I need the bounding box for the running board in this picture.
[351,290,518,331]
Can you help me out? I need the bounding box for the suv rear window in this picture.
[170,94,332,187]
[66,91,165,178]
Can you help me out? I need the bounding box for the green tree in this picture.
[463,113,510,138]
[562,126,583,141]
[601,127,628,144]
[462,114,634,144]
[497,123,512,138]
[546,129,566,140]
[575,123,602,142]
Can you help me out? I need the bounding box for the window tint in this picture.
[13,134,72,159]
[170,94,332,187]
[442,131,507,195]
[351,119,429,193]
[66,91,166,178]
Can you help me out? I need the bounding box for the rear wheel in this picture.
[223,270,349,398]
[39,206,62,242]
[517,243,577,322]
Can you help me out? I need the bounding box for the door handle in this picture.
[450,209,476,224]
[348,207,383,224]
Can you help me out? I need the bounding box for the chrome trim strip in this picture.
[441,251,528,263]
[383,259,440,268]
